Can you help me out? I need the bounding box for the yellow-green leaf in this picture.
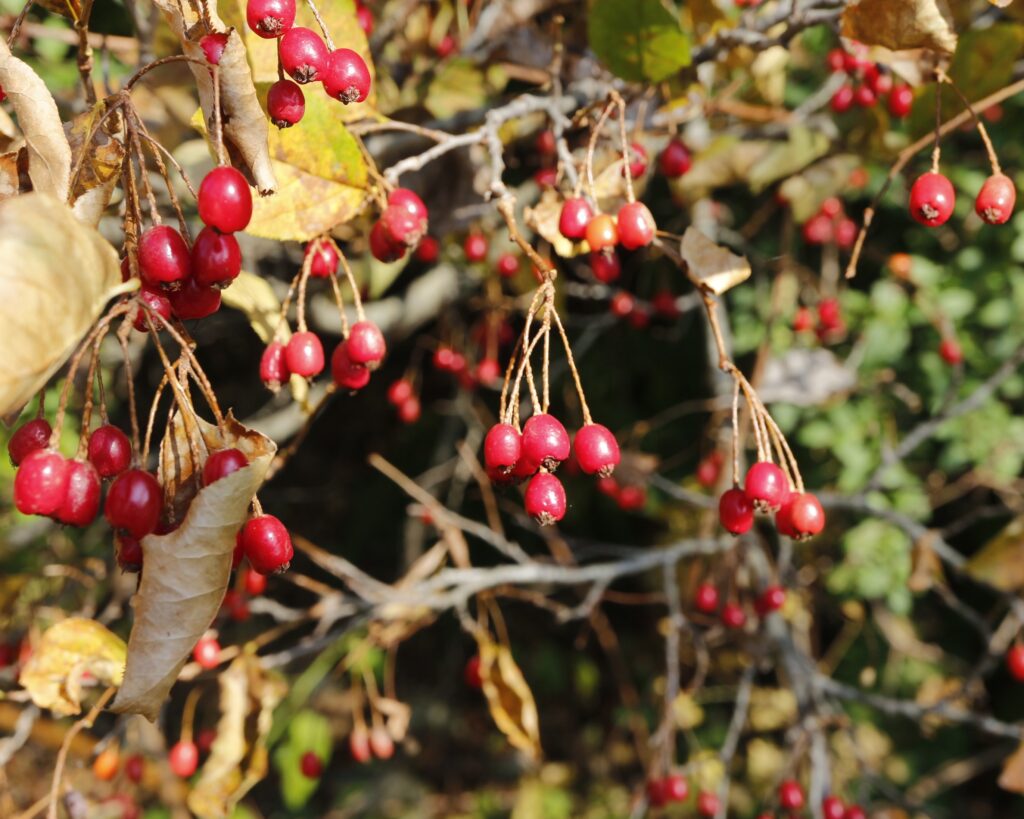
[588,0,691,83]
[965,517,1024,592]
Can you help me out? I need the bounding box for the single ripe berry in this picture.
[694,582,719,613]
[939,337,963,365]
[14,449,70,517]
[831,84,854,114]
[464,655,483,688]
[617,201,656,250]
[696,791,720,817]
[322,48,371,104]
[790,492,825,537]
[200,32,229,65]
[820,197,842,218]
[223,589,250,621]
[744,461,788,510]
[647,779,666,808]
[888,84,913,118]
[56,459,101,527]
[369,728,394,760]
[356,3,373,35]
[535,167,558,187]
[696,451,723,488]
[476,358,501,385]
[835,217,857,249]
[525,472,567,526]
[522,413,570,471]
[349,727,372,764]
[853,84,876,108]
[8,418,52,466]
[617,484,646,511]
[775,491,799,538]
[415,236,439,264]
[585,214,618,252]
[624,141,648,178]
[169,278,222,320]
[279,26,328,83]
[719,487,754,535]
[138,225,191,287]
[663,773,689,802]
[387,188,428,227]
[92,747,120,781]
[779,780,805,810]
[496,253,519,278]
[267,79,305,128]
[435,33,457,58]
[202,448,249,486]
[1007,645,1024,681]
[300,750,323,778]
[198,166,252,234]
[387,379,413,406]
[116,534,143,572]
[822,796,846,819]
[975,173,1016,225]
[345,321,386,369]
[246,0,295,38]
[610,290,634,318]
[168,740,199,778]
[844,807,867,819]
[484,423,522,475]
[757,584,786,615]
[307,240,339,278]
[192,226,242,288]
[573,423,620,477]
[802,212,834,245]
[591,251,621,283]
[397,396,420,424]
[651,289,679,319]
[260,341,289,389]
[135,285,172,332]
[380,206,424,249]
[105,469,162,538]
[535,129,556,156]
[239,514,294,574]
[909,172,955,227]
[285,331,325,378]
[124,754,144,784]
[369,220,405,262]
[826,47,846,71]
[818,297,842,331]
[721,601,746,629]
[559,197,594,241]
[193,634,220,669]
[243,567,268,596]
[464,233,488,262]
[866,65,893,96]
[330,343,370,390]
[659,139,691,178]
[793,306,813,333]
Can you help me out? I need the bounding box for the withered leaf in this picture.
[964,517,1024,592]
[0,148,26,199]
[66,105,126,226]
[0,193,122,419]
[475,634,541,760]
[679,227,751,295]
[842,0,958,56]
[1000,743,1024,794]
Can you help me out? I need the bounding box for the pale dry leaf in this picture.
[0,149,26,199]
[989,0,1013,6]
[66,107,125,226]
[375,696,412,742]
[112,415,276,720]
[842,0,958,56]
[679,227,751,295]
[0,193,121,419]
[20,618,126,716]
[476,634,542,760]
[524,189,580,259]
[999,743,1024,794]
[0,38,71,200]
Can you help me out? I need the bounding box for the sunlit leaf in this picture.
[273,710,333,810]
[588,0,691,83]
[1000,744,1024,794]
[841,0,957,55]
[964,517,1024,592]
[679,227,751,296]
[476,634,542,760]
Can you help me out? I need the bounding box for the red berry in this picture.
[651,289,679,319]
[415,236,439,263]
[322,48,371,104]
[463,655,484,688]
[803,212,834,245]
[496,252,519,278]
[356,4,373,35]
[975,173,1016,225]
[14,450,70,517]
[624,141,648,178]
[345,321,386,368]
[239,568,265,597]
[306,241,338,278]
[888,84,913,118]
[279,26,328,83]
[476,358,501,386]
[866,65,893,96]
[939,336,963,365]
[380,206,424,249]
[8,418,52,466]
[200,32,229,65]
[484,423,522,474]
[349,728,371,763]
[464,233,488,262]
[818,297,842,330]
[223,588,250,621]
[246,0,294,38]
[397,396,420,424]
[610,291,634,318]
[525,472,566,525]
[330,343,370,390]
[387,188,427,223]
[56,459,101,526]
[369,728,394,759]
[193,634,220,669]
[647,779,666,808]
[826,48,846,72]
[386,379,413,405]
[663,773,689,802]
[585,214,618,252]
[779,780,805,810]
[299,750,323,778]
[535,129,556,156]
[591,250,621,283]
[138,225,191,287]
[573,423,620,477]
[202,448,249,486]
[369,219,405,262]
[198,166,252,234]
[909,172,955,227]
[823,796,846,819]
[267,78,305,127]
[169,278,221,320]
[697,791,720,817]
[830,84,854,114]
[775,491,799,538]
[239,514,294,574]
[793,306,813,332]
[744,461,789,509]
[820,197,842,218]
[694,582,719,613]
[124,754,144,784]
[719,487,754,534]
[844,807,867,819]
[522,413,570,471]
[260,341,289,389]
[168,740,199,778]
[116,534,143,572]
[842,50,865,73]
[853,84,876,108]
[559,197,594,241]
[790,492,825,537]
[835,217,857,249]
[104,469,161,538]
[435,33,456,58]
[616,201,656,250]
[535,167,557,187]
[192,226,241,288]
[285,331,324,378]
[617,484,646,511]
[721,602,746,629]
[1006,645,1024,681]
[757,584,786,614]
[135,285,172,332]
[696,451,723,488]
[659,139,691,178]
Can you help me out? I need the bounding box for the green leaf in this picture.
[273,710,333,810]
[588,0,691,83]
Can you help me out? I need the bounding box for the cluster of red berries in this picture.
[793,297,845,342]
[261,318,386,391]
[241,0,370,128]
[130,166,252,325]
[909,169,1016,228]
[694,580,787,629]
[754,782,866,819]
[348,724,395,763]
[645,773,690,808]
[558,195,656,254]
[801,196,857,249]
[718,461,825,539]
[386,378,421,424]
[826,45,912,118]
[483,414,620,525]
[594,473,646,512]
[608,287,682,328]
[369,188,429,263]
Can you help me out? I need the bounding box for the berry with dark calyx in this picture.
[790,492,825,537]
[823,796,846,819]
[56,459,101,526]
[369,728,394,759]
[779,780,805,810]
[464,233,488,262]
[380,206,424,249]
[345,321,386,369]
[659,139,691,178]
[322,48,371,104]
[134,286,172,332]
[694,582,719,613]
[591,251,621,283]
[476,358,501,386]
[844,807,867,819]
[349,727,372,763]
[240,514,294,574]
[138,225,191,287]
[697,791,720,817]
[497,252,519,278]
[14,450,70,517]
[192,226,242,288]
[300,751,323,778]
[525,472,566,525]
[415,236,439,264]
[975,173,1016,225]
[169,278,221,320]
[279,26,328,83]
[757,584,786,615]
[267,79,305,127]
[369,220,405,263]
[169,740,199,778]
[200,32,229,65]
[260,341,289,390]
[522,413,570,472]
[573,423,620,477]
[719,487,754,534]
[246,0,295,38]
[243,567,268,596]
[585,213,618,253]
[330,343,370,390]
[939,336,963,365]
[696,450,723,488]
[646,779,666,808]
[744,461,789,510]
[306,240,339,278]
[8,418,52,466]
[831,84,854,114]
[484,423,522,475]
[387,379,413,406]
[124,754,144,784]
[888,84,913,118]
[663,773,689,802]
[624,141,648,178]
[397,396,420,424]
[104,469,162,538]
[616,201,656,250]
[1007,645,1024,681]
[909,171,955,227]
[198,166,252,233]
[116,534,143,572]
[202,448,249,486]
[721,601,746,629]
[285,331,324,378]
[559,197,594,241]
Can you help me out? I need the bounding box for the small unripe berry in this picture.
[585,214,618,252]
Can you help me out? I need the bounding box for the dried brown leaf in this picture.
[1000,744,1024,794]
[0,38,71,200]
[842,0,958,56]
[66,106,125,226]
[0,193,122,419]
[679,227,751,295]
[965,517,1024,592]
[475,634,541,760]
[0,149,26,199]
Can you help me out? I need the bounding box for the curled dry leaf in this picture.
[475,633,541,760]
[188,653,286,818]
[841,0,958,56]
[524,189,580,259]
[999,743,1024,794]
[679,227,751,296]
[20,618,126,716]
[66,105,126,227]
[0,148,28,199]
[0,38,72,200]
[111,414,276,720]
[0,193,121,419]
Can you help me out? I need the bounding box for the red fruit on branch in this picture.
[975,173,1016,225]
[330,343,371,390]
[525,472,567,525]
[823,795,846,819]
[888,84,913,118]
[135,286,172,331]
[356,3,373,35]
[939,337,963,365]
[300,750,323,778]
[793,306,813,332]
[559,197,594,241]
[192,226,241,288]
[369,220,406,262]
[585,214,618,252]
[345,321,386,369]
[116,534,143,572]
[350,728,372,763]
[386,379,413,406]
[306,240,339,278]
[124,754,144,784]
[56,459,101,526]
[198,166,252,233]
[830,84,854,114]
[590,250,621,283]
[617,484,646,511]
[909,172,955,227]
[744,461,789,510]
[243,567,268,596]
[285,332,325,378]
[246,0,295,38]
[260,341,289,390]
[104,469,162,538]
[415,236,439,264]
[138,225,191,287]
[659,139,691,178]
[484,423,522,475]
[267,79,305,128]
[193,635,221,669]
[646,779,666,808]
[826,48,846,72]
[380,206,424,249]
[1007,645,1024,681]
[721,601,746,629]
[322,48,371,104]
[388,188,428,226]
[779,780,805,810]
[663,773,689,802]
[169,278,222,320]
[535,129,556,156]
[616,201,656,250]
[397,396,421,423]
[719,487,754,534]
[496,252,519,278]
[844,807,867,819]
[202,448,249,486]
[522,413,570,471]
[464,655,483,688]
[853,84,876,108]
[476,358,501,385]
[696,451,724,488]
[790,492,826,537]
[14,450,70,517]
[464,233,488,262]
[239,514,294,574]
[8,418,52,466]
[168,740,199,778]
[697,791,720,817]
[573,423,620,477]
[694,582,720,613]
[757,585,786,614]
[369,728,394,759]
[279,26,328,83]
[775,491,799,538]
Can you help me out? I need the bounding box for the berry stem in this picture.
[336,245,366,322]
[210,62,227,167]
[930,74,942,175]
[141,373,170,464]
[325,255,352,338]
[75,334,105,460]
[116,316,142,459]
[144,309,225,428]
[129,125,161,227]
[612,90,636,204]
[550,306,593,426]
[731,380,741,486]
[295,260,311,333]
[584,101,615,205]
[937,70,1001,175]
[180,683,202,744]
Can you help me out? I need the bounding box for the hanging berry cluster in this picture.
[826,42,912,119]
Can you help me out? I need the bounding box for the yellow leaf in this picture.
[20,618,126,716]
[965,517,1024,592]
[671,692,704,730]
[999,744,1024,794]
[748,687,798,732]
[679,227,751,295]
[842,0,958,56]
[476,635,542,760]
[0,193,122,419]
[112,414,276,720]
